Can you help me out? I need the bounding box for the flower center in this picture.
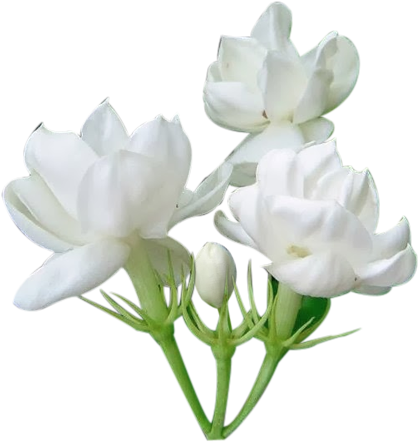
[287,245,311,259]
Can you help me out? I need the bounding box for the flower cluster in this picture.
[6,3,412,310]
[3,2,416,440]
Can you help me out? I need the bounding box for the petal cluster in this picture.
[5,101,230,310]
[204,3,359,185]
[216,141,416,297]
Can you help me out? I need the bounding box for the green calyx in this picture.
[80,240,191,338]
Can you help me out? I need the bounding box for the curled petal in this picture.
[266,252,356,297]
[229,186,283,259]
[315,168,379,233]
[251,2,299,60]
[357,244,416,288]
[6,175,96,247]
[371,218,411,260]
[354,285,391,296]
[14,239,130,310]
[204,82,267,132]
[325,36,360,112]
[24,125,98,218]
[214,211,256,248]
[143,236,191,286]
[169,163,233,228]
[4,179,72,252]
[81,99,129,156]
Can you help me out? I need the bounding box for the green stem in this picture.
[158,333,211,435]
[208,353,233,440]
[222,347,287,439]
[223,284,302,438]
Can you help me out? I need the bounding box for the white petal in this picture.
[128,114,193,193]
[143,237,191,286]
[301,32,339,76]
[170,112,184,129]
[251,2,299,59]
[259,51,307,122]
[4,180,72,252]
[81,99,129,156]
[77,150,158,238]
[217,37,267,89]
[315,168,379,233]
[14,239,130,310]
[357,245,416,287]
[229,186,282,259]
[6,175,96,246]
[169,163,233,228]
[293,68,333,124]
[227,122,305,166]
[372,218,411,261]
[24,125,98,218]
[257,149,304,198]
[266,251,356,297]
[207,62,222,82]
[204,81,267,132]
[297,139,342,196]
[299,117,334,144]
[326,36,360,112]
[214,211,256,248]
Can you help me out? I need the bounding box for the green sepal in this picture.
[232,301,272,346]
[289,328,361,350]
[111,292,148,317]
[79,295,149,332]
[183,304,216,345]
[282,317,315,348]
[101,291,140,322]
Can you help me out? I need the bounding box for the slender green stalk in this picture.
[223,284,303,437]
[158,334,211,434]
[222,347,287,438]
[208,354,233,440]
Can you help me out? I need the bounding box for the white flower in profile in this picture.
[5,100,232,310]
[204,2,359,186]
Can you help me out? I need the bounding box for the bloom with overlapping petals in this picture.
[204,2,359,186]
[4,100,231,310]
[215,140,416,297]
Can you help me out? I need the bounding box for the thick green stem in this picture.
[158,333,211,435]
[208,350,233,440]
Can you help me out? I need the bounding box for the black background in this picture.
[2,1,417,441]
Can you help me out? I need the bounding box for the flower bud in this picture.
[195,243,237,309]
